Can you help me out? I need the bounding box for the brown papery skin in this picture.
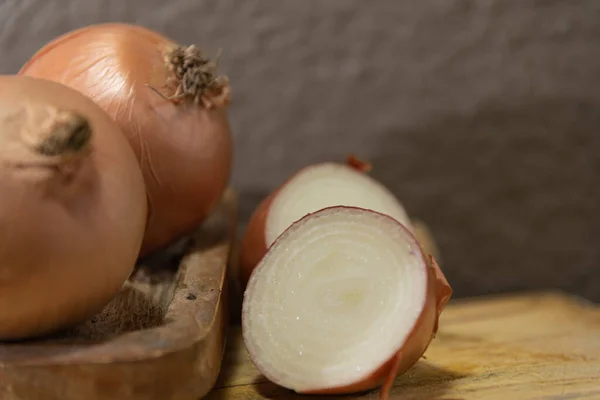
[239,190,277,288]
[19,23,233,256]
[0,75,147,340]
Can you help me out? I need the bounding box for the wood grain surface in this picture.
[0,189,238,400]
[207,291,600,400]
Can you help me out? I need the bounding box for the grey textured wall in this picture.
[1,0,598,300]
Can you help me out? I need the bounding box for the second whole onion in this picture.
[19,23,234,256]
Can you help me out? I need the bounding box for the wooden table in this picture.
[207,291,600,400]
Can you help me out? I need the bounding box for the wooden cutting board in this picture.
[0,189,238,400]
[207,291,600,400]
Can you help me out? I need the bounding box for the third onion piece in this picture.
[18,23,233,256]
[239,156,413,287]
[242,206,452,399]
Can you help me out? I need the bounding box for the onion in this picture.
[240,156,413,287]
[242,206,452,399]
[0,75,147,341]
[18,23,233,255]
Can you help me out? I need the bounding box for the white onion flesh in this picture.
[243,207,427,392]
[265,163,413,248]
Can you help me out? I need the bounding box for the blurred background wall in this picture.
[1,0,598,300]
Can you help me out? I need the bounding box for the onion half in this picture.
[242,206,452,399]
[240,157,413,287]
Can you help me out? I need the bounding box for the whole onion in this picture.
[0,75,147,340]
[19,23,234,255]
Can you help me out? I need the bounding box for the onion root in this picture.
[23,107,92,157]
[147,45,230,109]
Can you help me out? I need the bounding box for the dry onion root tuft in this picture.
[242,206,452,399]
[0,75,147,341]
[19,23,234,256]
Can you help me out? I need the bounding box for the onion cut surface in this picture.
[242,206,452,398]
[240,159,413,287]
